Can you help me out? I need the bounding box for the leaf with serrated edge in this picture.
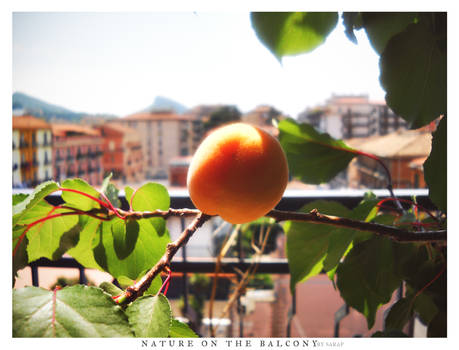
[337,237,402,329]
[13,285,133,337]
[286,200,351,291]
[13,181,59,225]
[126,294,172,337]
[169,319,198,338]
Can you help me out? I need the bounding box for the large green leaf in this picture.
[361,12,418,54]
[130,182,170,236]
[66,216,104,270]
[336,237,403,329]
[13,285,133,337]
[285,201,352,291]
[423,117,447,213]
[169,319,199,338]
[278,119,357,184]
[22,202,79,262]
[61,178,102,211]
[384,296,414,331]
[125,294,172,337]
[94,217,170,280]
[251,12,338,61]
[286,194,380,291]
[13,181,59,225]
[380,18,446,128]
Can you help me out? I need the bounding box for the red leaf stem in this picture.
[99,192,126,220]
[157,269,172,296]
[377,197,440,224]
[59,188,111,210]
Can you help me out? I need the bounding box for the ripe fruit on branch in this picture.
[187,123,289,224]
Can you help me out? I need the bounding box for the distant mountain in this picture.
[142,96,188,114]
[12,92,93,122]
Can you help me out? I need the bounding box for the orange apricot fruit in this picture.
[187,122,289,224]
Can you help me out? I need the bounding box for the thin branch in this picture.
[114,208,201,220]
[117,212,212,304]
[266,209,446,243]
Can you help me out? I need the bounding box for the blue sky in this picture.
[13,12,385,117]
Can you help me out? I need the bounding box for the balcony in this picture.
[17,188,433,337]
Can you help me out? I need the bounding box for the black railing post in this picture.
[78,266,87,285]
[31,265,39,287]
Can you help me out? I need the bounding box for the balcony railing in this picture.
[18,188,433,337]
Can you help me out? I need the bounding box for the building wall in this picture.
[53,136,103,186]
[36,129,53,182]
[122,116,195,179]
[13,130,22,186]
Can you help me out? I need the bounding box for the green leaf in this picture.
[100,173,113,194]
[13,181,59,225]
[384,296,414,331]
[13,285,133,337]
[278,119,357,184]
[427,311,446,337]
[126,294,172,337]
[124,186,135,206]
[423,117,446,213]
[372,330,409,337]
[251,12,338,61]
[361,12,418,54]
[380,19,446,128]
[13,193,29,206]
[66,216,104,270]
[25,208,79,262]
[414,293,438,325]
[61,178,102,211]
[94,217,170,280]
[111,219,139,260]
[336,237,403,329]
[169,319,199,338]
[145,275,163,296]
[285,200,352,291]
[131,182,170,236]
[104,183,121,209]
[99,282,123,297]
[342,12,363,44]
[13,226,28,285]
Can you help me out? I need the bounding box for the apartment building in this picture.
[97,123,144,184]
[52,124,103,186]
[347,129,432,189]
[299,94,408,140]
[120,111,197,179]
[13,115,53,187]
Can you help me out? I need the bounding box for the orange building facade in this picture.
[13,115,53,187]
[97,123,144,184]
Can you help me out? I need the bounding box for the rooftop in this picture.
[347,129,432,158]
[51,123,100,137]
[13,115,51,130]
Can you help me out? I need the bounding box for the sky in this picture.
[12,12,386,118]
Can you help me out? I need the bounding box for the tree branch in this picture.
[116,211,212,304]
[266,209,446,243]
